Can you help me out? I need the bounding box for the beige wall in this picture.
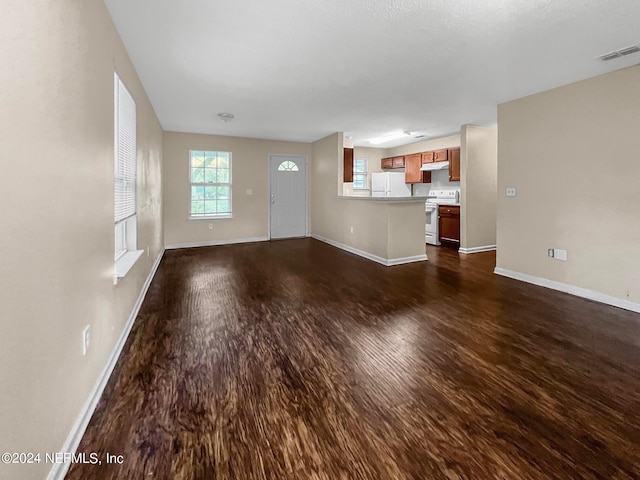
[460,125,497,250]
[311,134,426,262]
[163,132,312,247]
[0,1,164,479]
[497,65,640,304]
[385,134,461,158]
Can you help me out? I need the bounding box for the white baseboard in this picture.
[47,249,165,480]
[165,236,269,250]
[459,245,496,254]
[494,267,640,314]
[312,234,427,266]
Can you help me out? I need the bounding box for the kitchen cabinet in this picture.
[381,157,393,169]
[438,205,460,247]
[392,156,405,168]
[343,148,354,182]
[404,153,422,183]
[433,149,448,162]
[421,151,434,164]
[448,147,460,182]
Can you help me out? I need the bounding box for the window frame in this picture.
[352,157,368,190]
[188,150,233,220]
[114,72,143,281]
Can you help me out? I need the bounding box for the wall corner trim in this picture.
[47,249,165,480]
[164,236,269,250]
[459,245,496,254]
[311,234,428,266]
[494,267,640,315]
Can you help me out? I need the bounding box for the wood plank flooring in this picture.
[67,239,640,480]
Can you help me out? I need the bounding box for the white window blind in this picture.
[114,73,136,223]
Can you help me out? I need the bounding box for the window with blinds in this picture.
[114,73,137,263]
[115,74,136,224]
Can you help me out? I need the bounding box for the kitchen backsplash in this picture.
[413,169,460,196]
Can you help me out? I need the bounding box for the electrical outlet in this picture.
[548,249,554,258]
[350,226,354,234]
[208,223,213,230]
[554,249,567,261]
[246,189,253,195]
[506,187,517,197]
[82,325,90,356]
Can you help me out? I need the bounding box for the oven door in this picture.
[425,202,439,245]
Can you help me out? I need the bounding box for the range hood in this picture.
[420,161,449,171]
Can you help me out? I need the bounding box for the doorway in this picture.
[269,155,308,239]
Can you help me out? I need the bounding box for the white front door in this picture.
[269,155,307,239]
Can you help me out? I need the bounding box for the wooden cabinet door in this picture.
[438,206,460,246]
[404,153,422,183]
[422,171,432,183]
[433,149,448,162]
[448,147,460,182]
[421,151,434,164]
[381,157,393,169]
[392,156,405,168]
[343,148,354,182]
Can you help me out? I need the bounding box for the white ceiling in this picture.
[104,0,640,148]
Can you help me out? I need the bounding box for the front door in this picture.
[269,155,307,239]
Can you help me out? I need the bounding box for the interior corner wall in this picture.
[497,65,640,304]
[310,133,425,262]
[460,125,497,250]
[162,132,312,248]
[311,133,387,258]
[0,1,163,479]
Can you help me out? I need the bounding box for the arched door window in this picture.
[277,160,299,172]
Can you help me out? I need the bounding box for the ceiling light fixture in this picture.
[217,112,234,123]
[368,130,411,145]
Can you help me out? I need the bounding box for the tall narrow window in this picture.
[114,73,142,279]
[189,150,232,218]
[353,158,368,189]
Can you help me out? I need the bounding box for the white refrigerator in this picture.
[371,172,412,197]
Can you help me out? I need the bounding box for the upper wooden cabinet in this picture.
[448,147,460,182]
[381,157,407,169]
[404,153,422,183]
[343,148,354,183]
[433,149,448,162]
[421,151,434,164]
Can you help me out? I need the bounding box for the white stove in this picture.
[425,189,460,245]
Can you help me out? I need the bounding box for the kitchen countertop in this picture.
[337,196,428,202]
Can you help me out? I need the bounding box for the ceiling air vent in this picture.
[598,45,640,61]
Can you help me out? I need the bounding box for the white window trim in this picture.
[353,158,369,190]
[114,72,143,282]
[188,150,233,220]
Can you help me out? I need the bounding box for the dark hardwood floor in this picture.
[67,239,640,480]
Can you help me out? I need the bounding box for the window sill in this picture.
[188,215,233,221]
[115,249,144,282]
